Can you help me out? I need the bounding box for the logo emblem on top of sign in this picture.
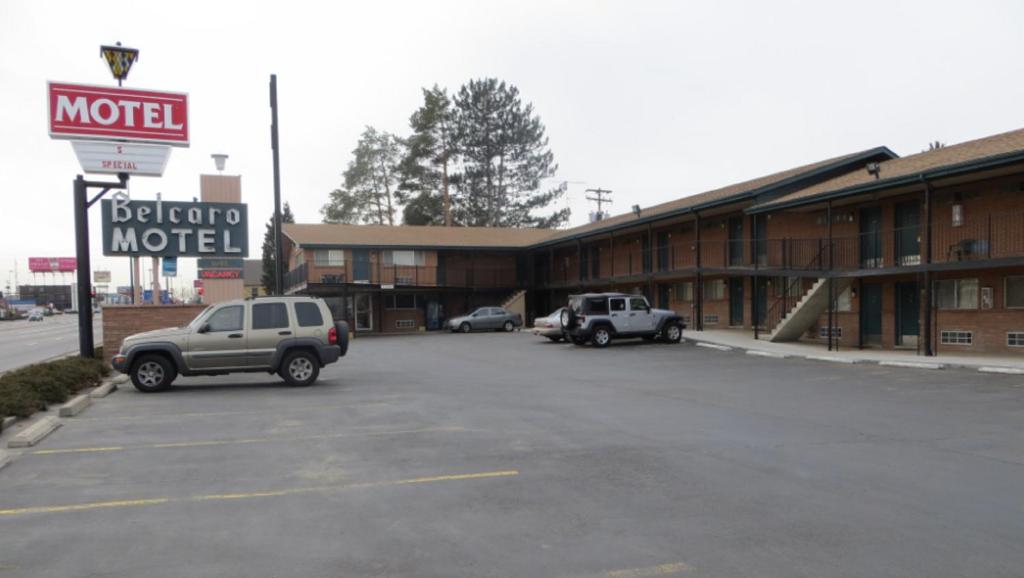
[100,42,138,85]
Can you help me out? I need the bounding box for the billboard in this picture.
[47,82,189,146]
[71,141,171,177]
[93,270,112,283]
[29,257,77,272]
[101,196,248,258]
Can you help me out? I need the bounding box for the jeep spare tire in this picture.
[560,308,575,329]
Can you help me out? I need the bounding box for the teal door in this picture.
[860,207,882,268]
[728,218,744,266]
[860,283,883,346]
[353,250,371,282]
[729,278,744,326]
[896,282,920,346]
[895,202,921,266]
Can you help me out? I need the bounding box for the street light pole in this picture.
[270,74,284,295]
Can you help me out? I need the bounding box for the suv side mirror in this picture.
[197,323,210,334]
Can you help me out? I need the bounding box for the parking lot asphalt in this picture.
[1,332,1024,578]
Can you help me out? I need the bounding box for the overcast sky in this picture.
[2,0,1023,293]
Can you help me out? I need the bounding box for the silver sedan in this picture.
[531,307,566,342]
[448,307,523,333]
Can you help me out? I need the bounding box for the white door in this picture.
[355,294,373,331]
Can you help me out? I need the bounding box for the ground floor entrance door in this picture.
[729,278,744,326]
[860,283,883,346]
[896,281,920,347]
[354,293,373,331]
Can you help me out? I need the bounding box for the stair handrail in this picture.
[760,240,831,334]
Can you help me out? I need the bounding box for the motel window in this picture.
[1007,332,1024,347]
[314,249,345,266]
[704,279,726,301]
[935,279,979,310]
[384,250,425,267]
[395,319,416,329]
[940,330,973,345]
[674,282,693,302]
[384,294,417,310]
[1006,277,1024,309]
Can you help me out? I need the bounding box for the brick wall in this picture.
[381,308,425,333]
[102,305,206,362]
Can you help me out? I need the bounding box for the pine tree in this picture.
[261,202,294,293]
[398,85,458,226]
[453,78,568,228]
[321,127,402,225]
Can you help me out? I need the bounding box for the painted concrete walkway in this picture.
[686,329,1024,373]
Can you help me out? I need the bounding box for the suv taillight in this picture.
[578,315,586,324]
[328,325,338,345]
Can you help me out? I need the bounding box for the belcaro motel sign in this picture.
[101,194,248,258]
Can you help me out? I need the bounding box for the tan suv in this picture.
[111,296,348,392]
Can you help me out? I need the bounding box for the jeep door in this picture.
[186,304,247,370]
[607,297,630,332]
[248,301,293,369]
[628,296,658,333]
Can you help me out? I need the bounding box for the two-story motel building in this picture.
[282,127,1024,356]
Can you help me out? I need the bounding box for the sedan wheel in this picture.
[503,320,514,332]
[460,322,471,333]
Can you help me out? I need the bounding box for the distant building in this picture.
[243,259,267,298]
[18,284,73,310]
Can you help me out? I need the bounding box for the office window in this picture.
[314,249,344,266]
[940,330,973,345]
[935,279,979,310]
[294,302,324,327]
[1007,332,1024,347]
[674,282,693,301]
[253,302,289,330]
[1006,277,1024,309]
[385,250,425,266]
[385,294,417,309]
[704,279,726,301]
[207,306,243,332]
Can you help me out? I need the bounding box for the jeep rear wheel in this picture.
[130,354,176,393]
[663,323,683,343]
[591,326,612,348]
[281,350,320,387]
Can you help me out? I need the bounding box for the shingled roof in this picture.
[753,127,1024,212]
[283,223,558,249]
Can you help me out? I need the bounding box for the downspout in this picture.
[752,213,759,340]
[921,175,934,357]
[827,200,835,351]
[695,210,703,332]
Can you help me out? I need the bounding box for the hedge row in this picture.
[0,357,110,420]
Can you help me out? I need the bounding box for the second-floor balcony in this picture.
[542,210,1024,287]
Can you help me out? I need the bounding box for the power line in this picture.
[585,187,613,220]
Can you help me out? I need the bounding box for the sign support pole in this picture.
[270,74,284,295]
[73,173,128,358]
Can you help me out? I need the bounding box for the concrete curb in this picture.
[90,381,118,398]
[8,416,61,448]
[110,374,129,384]
[0,450,10,472]
[805,355,861,365]
[978,366,1024,375]
[1,416,15,432]
[695,342,733,352]
[58,394,92,417]
[745,350,790,359]
[879,360,945,370]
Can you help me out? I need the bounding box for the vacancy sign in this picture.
[48,82,189,146]
[71,141,171,176]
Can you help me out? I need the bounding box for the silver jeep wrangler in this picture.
[560,292,685,347]
[111,296,348,392]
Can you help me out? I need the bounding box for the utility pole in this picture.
[585,188,613,221]
[270,74,284,295]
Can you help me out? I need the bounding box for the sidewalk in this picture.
[685,329,1024,373]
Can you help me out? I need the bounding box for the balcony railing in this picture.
[284,262,308,292]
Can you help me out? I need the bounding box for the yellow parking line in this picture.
[0,470,518,517]
[31,426,465,456]
[73,401,398,422]
[607,562,693,577]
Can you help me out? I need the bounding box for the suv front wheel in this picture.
[130,354,177,393]
[281,350,320,387]
[591,326,613,348]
